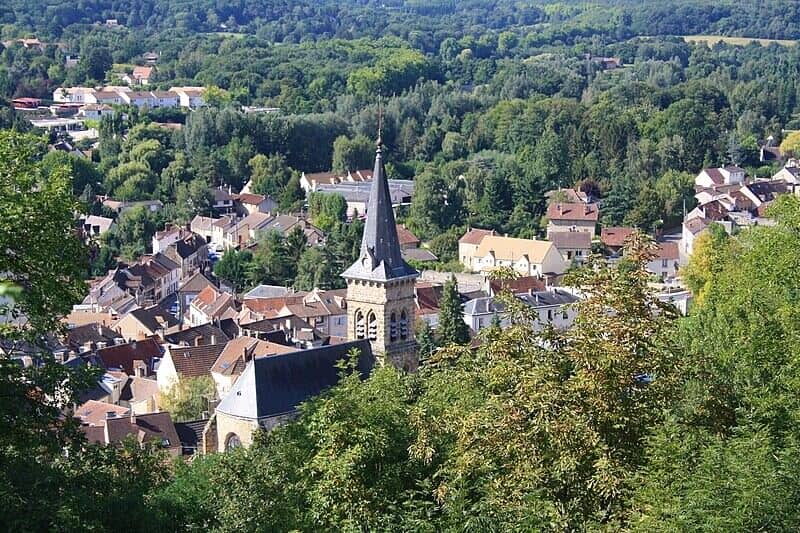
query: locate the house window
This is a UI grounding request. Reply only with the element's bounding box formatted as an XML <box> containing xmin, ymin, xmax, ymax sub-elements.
<box><xmin>547</xmin><ymin>309</ymin><xmax>554</xmax><ymax>321</ymax></box>
<box><xmin>661</xmin><ymin>259</ymin><xmax>668</xmax><ymax>268</ymax></box>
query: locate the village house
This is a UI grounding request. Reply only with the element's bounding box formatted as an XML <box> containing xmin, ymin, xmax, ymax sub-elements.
<box><xmin>600</xmin><ymin>227</ymin><xmax>636</xmax><ymax>256</ymax></box>
<box><xmin>78</xmin><ymin>103</ymin><xmax>114</xmax><ymax>119</ymax></box>
<box><xmin>170</xmin><ymin>87</ymin><xmax>206</xmax><ymax>108</ymax></box>
<box><xmin>85</xmin><ymin>90</ymin><xmax>124</xmax><ymax>105</ymax></box>
<box><xmin>122</xmin><ymin>66</ymin><xmax>154</xmax><ymax>86</ymax></box>
<box><xmin>65</xmin><ymin>323</ymin><xmax>124</xmax><ymax>353</ymax></box>
<box><xmin>113</xmin><ymin>306</ymin><xmax>179</xmax><ymax>341</ymax></box>
<box><xmin>646</xmin><ymin>242</ymin><xmax>681</xmax><ymax>281</ymax></box>
<box><xmin>460</xmin><ymin>233</ymin><xmax>567</xmax><ymax>277</ymax></box>
<box><xmin>150</xmin><ymin>90</ymin><xmax>179</xmax><ymax>108</ymax></box>
<box><xmin>549</xmin><ymin>231</ymin><xmax>592</xmax><ymax>264</ymax></box>
<box><xmin>95</xmin><ymin>338</ymin><xmax>163</xmax><ymax>376</ymax></box>
<box><xmin>164</xmin><ymin>321</ymin><xmax>235</xmax><ymax>348</ymax></box>
<box><xmin>188</xmin><ymin>286</ymin><xmax>237</xmax><ymax>327</ymax></box>
<box><xmin>120</xmin><ymin>91</ymin><xmax>156</xmax><ymax>109</ymax></box>
<box><xmin>546</xmin><ymin>202</ymin><xmax>599</xmax><ymax>237</ymax></box>
<box><xmin>234</xmin><ymin>193</ymin><xmax>277</xmax><ymax>215</ymax></box>
<box><xmin>462</xmin><ymin>288</ymin><xmax>580</xmax><ymax>332</ymax></box>
<box><xmin>209</xmin><ymin>337</ymin><xmax>297</xmax><ymax>398</ymax></box>
<box><xmin>299</xmin><ymin>169</ymin><xmax>373</xmax><ymax>194</ymax></box>
<box><xmin>79</xmin><ymin>214</ymin><xmax>115</xmax><ymax>240</ymax></box>
<box><xmin>81</xmin><ymin>412</ymin><xmax>182</xmax><ymax>456</ymax></box>
<box><xmin>157</xmin><ymin>342</ymin><xmax>226</xmax><ymax>394</ymax></box>
<box><xmin>458</xmin><ymin>228</ymin><xmax>496</xmax><ymax>266</ymax></box>
<box><xmin>176</xmin><ymin>272</ymin><xmax>218</xmax><ymax>322</ymax></box>
<box><xmin>163</xmin><ymin>232</ymin><xmax>209</xmax><ymax>278</ymax></box>
<box><xmin>695</xmin><ymin>166</ymin><xmax>746</xmax><ymax>188</ymax></box>
<box><xmin>279</xmin><ymin>288</ymin><xmax>348</xmax><ymax>339</ymax></box>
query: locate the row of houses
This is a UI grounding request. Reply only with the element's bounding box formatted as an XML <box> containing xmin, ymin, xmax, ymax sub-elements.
<box><xmin>682</xmin><ymin>161</ymin><xmax>800</xmax><ymax>254</ymax></box>
<box><xmin>53</xmin><ymin>86</ymin><xmax>206</xmax><ymax>109</ymax></box>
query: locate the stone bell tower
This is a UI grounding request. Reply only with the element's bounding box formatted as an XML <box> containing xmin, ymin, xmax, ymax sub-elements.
<box><xmin>341</xmin><ymin>138</ymin><xmax>419</xmax><ymax>370</ymax></box>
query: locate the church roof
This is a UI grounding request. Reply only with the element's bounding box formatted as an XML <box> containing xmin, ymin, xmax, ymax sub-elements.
<box><xmin>215</xmin><ymin>339</ymin><xmax>374</xmax><ymax>420</ymax></box>
<box><xmin>341</xmin><ymin>142</ymin><xmax>418</xmax><ymax>282</ymax></box>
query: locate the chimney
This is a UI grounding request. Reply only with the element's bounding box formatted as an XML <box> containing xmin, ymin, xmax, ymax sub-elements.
<box><xmin>130</xmin><ymin>410</ymin><xmax>136</xmax><ymax>425</ymax></box>
<box><xmin>557</xmin><ymin>203</ymin><xmax>563</xmax><ymax>215</ymax></box>
<box><xmin>97</xmin><ymin>323</ymin><xmax>104</xmax><ymax>335</ymax></box>
<box><xmin>210</xmin><ymin>334</ymin><xmax>217</xmax><ymax>345</ymax></box>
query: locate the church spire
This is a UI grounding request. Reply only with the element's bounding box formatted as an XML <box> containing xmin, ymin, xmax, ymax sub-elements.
<box><xmin>341</xmin><ymin>136</ymin><xmax>417</xmax><ymax>282</ymax></box>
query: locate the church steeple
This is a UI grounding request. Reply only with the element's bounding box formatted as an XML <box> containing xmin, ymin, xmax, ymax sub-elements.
<box><xmin>342</xmin><ymin>136</ymin><xmax>419</xmax><ymax>371</ymax></box>
<box><xmin>341</xmin><ymin>139</ymin><xmax>418</xmax><ymax>282</ymax></box>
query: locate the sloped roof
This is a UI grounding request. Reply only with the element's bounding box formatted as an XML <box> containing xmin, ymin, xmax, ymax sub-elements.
<box><xmin>548</xmin><ymin>231</ymin><xmax>592</xmax><ymax>250</ymax></box>
<box><xmin>655</xmin><ymin>242</ymin><xmax>680</xmax><ymax>260</ymax></box>
<box><xmin>600</xmin><ymin>227</ymin><xmax>636</xmax><ymax>248</ymax></box>
<box><xmin>476</xmin><ymin>235</ymin><xmax>557</xmax><ymax>263</ymax></box>
<box><xmin>546</xmin><ymin>202</ymin><xmax>599</xmax><ymax>222</ymax></box>
<box><xmin>101</xmin><ymin>412</ymin><xmax>180</xmax><ymax>451</ymax></box>
<box><xmin>178</xmin><ymin>272</ymin><xmax>216</xmax><ymax>294</ymax></box>
<box><xmin>216</xmin><ymin>340</ymin><xmax>374</xmax><ymax>419</ymax></box>
<box><xmin>96</xmin><ymin>338</ymin><xmax>162</xmax><ymax>375</ymax></box>
<box><xmin>489</xmin><ymin>276</ymin><xmax>547</xmax><ymax>296</ymax></box>
<box><xmin>164</xmin><ymin>323</ymin><xmax>230</xmax><ymax>347</ymax></box>
<box><xmin>66</xmin><ymin>323</ymin><xmax>122</xmax><ymax>349</ymax></box>
<box><xmin>75</xmin><ymin>400</ymin><xmax>129</xmax><ymax>426</ymax></box>
<box><xmin>126</xmin><ymin>306</ymin><xmax>179</xmax><ymax>333</ymax></box>
<box><xmin>210</xmin><ymin>337</ymin><xmax>295</xmax><ymax>376</ymax></box>
<box><xmin>459</xmin><ymin>228</ymin><xmax>495</xmax><ymax>245</ymax></box>
<box><xmin>396</xmin><ymin>224</ymin><xmax>420</xmax><ymax>247</ymax></box>
<box><xmin>168</xmin><ymin>343</ymin><xmax>226</xmax><ymax>379</ymax></box>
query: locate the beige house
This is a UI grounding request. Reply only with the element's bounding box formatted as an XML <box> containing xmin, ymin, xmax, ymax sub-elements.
<box><xmin>546</xmin><ymin>202</ymin><xmax>599</xmax><ymax>236</ymax></box>
<box><xmin>458</xmin><ymin>228</ymin><xmax>496</xmax><ymax>267</ymax></box>
<box><xmin>461</xmin><ymin>235</ymin><xmax>567</xmax><ymax>277</ymax></box>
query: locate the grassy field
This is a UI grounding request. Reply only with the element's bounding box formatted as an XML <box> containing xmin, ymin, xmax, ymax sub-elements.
<box><xmin>683</xmin><ymin>35</ymin><xmax>798</xmax><ymax>47</ymax></box>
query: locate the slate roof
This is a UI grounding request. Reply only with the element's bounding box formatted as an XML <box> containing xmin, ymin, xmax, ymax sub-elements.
<box><xmin>341</xmin><ymin>143</ymin><xmax>418</xmax><ymax>282</ymax></box>
<box><xmin>164</xmin><ymin>323</ymin><xmax>230</xmax><ymax>347</ymax></box>
<box><xmin>548</xmin><ymin>231</ymin><xmax>592</xmax><ymax>249</ymax></box>
<box><xmin>170</xmin><ymin>233</ymin><xmax>207</xmax><ymax>259</ymax></box>
<box><xmin>210</xmin><ymin>337</ymin><xmax>296</xmax><ymax>376</ymax></box>
<box><xmin>243</xmin><ymin>285</ymin><xmax>291</xmax><ymax>299</ymax></box>
<box><xmin>168</xmin><ymin>343</ymin><xmax>226</xmax><ymax>379</ymax></box>
<box><xmin>174</xmin><ymin>418</ymin><xmax>215</xmax><ymax>454</ymax></box>
<box><xmin>402</xmin><ymin>248</ymin><xmax>438</xmax><ymax>262</ymax></box>
<box><xmin>127</xmin><ymin>306</ymin><xmax>179</xmax><ymax>333</ymax></box>
<box><xmin>93</xmin><ymin>412</ymin><xmax>181</xmax><ymax>452</ymax></box>
<box><xmin>96</xmin><ymin>338</ymin><xmax>162</xmax><ymax>374</ymax></box>
<box><xmin>517</xmin><ymin>289</ymin><xmax>580</xmax><ymax>308</ymax></box>
<box><xmin>66</xmin><ymin>323</ymin><xmax>122</xmax><ymax>349</ymax></box>
<box><xmin>216</xmin><ymin>340</ymin><xmax>374</xmax><ymax>420</ymax></box>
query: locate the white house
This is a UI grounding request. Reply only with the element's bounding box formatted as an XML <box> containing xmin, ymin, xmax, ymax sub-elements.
<box><xmin>646</xmin><ymin>242</ymin><xmax>681</xmax><ymax>281</ymax></box>
<box><xmin>695</xmin><ymin>166</ymin><xmax>745</xmax><ymax>188</ymax></box>
<box><xmin>120</xmin><ymin>91</ymin><xmax>156</xmax><ymax>108</ymax></box>
<box><xmin>170</xmin><ymin>87</ymin><xmax>206</xmax><ymax>108</ymax></box>
<box><xmin>462</xmin><ymin>234</ymin><xmax>567</xmax><ymax>277</ymax></box>
<box><xmin>150</xmin><ymin>91</ymin><xmax>179</xmax><ymax>108</ymax></box>
<box><xmin>462</xmin><ymin>288</ymin><xmax>580</xmax><ymax>332</ymax></box>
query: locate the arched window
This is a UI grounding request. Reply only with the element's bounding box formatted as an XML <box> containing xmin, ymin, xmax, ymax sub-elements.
<box><xmin>400</xmin><ymin>310</ymin><xmax>409</xmax><ymax>340</ymax></box>
<box><xmin>367</xmin><ymin>311</ymin><xmax>378</xmax><ymax>341</ymax></box>
<box><xmin>389</xmin><ymin>312</ymin><xmax>398</xmax><ymax>342</ymax></box>
<box><xmin>225</xmin><ymin>433</ymin><xmax>241</xmax><ymax>451</ymax></box>
<box><xmin>354</xmin><ymin>310</ymin><xmax>365</xmax><ymax>339</ymax></box>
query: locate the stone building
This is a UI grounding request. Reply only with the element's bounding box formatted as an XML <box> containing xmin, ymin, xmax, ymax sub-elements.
<box><xmin>341</xmin><ymin>139</ymin><xmax>420</xmax><ymax>370</ymax></box>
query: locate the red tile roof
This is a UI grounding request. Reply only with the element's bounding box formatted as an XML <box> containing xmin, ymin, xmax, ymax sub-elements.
<box><xmin>546</xmin><ymin>202</ymin><xmax>599</xmax><ymax>222</ymax></box>
<box><xmin>459</xmin><ymin>228</ymin><xmax>495</xmax><ymax>245</ymax></box>
<box><xmin>600</xmin><ymin>227</ymin><xmax>636</xmax><ymax>248</ymax></box>
<box><xmin>96</xmin><ymin>338</ymin><xmax>162</xmax><ymax>375</ymax></box>
<box><xmin>489</xmin><ymin>276</ymin><xmax>547</xmax><ymax>296</ymax></box>
<box><xmin>656</xmin><ymin>242</ymin><xmax>680</xmax><ymax>260</ymax></box>
<box><xmin>396</xmin><ymin>224</ymin><xmax>420</xmax><ymax>247</ymax></box>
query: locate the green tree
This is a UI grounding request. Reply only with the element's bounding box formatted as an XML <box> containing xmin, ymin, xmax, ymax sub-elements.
<box><xmin>248</xmin><ymin>153</ymin><xmax>292</xmax><ymax>197</ymax></box>
<box><xmin>309</xmin><ymin>192</ymin><xmax>347</xmax><ymax>232</ymax></box>
<box><xmin>331</xmin><ymin>134</ymin><xmax>374</xmax><ymax>175</ymax></box>
<box><xmin>160</xmin><ymin>376</ymin><xmax>217</xmax><ymax>422</ymax></box>
<box><xmin>175</xmin><ymin>177</ymin><xmax>213</xmax><ymax>223</ymax></box>
<box><xmin>42</xmin><ymin>151</ymin><xmax>100</xmax><ymax>196</ymax></box>
<box><xmin>214</xmin><ymin>249</ymin><xmax>254</xmax><ymax>293</ymax></box>
<box><xmin>436</xmin><ymin>275</ymin><xmax>470</xmax><ymax>346</ymax></box>
<box><xmin>80</xmin><ymin>46</ymin><xmax>112</xmax><ymax>81</ymax></box>
<box><xmin>415</xmin><ymin>319</ymin><xmax>436</xmax><ymax>360</ymax></box>
<box><xmin>279</xmin><ymin>173</ymin><xmax>305</xmax><ymax>213</ymax></box>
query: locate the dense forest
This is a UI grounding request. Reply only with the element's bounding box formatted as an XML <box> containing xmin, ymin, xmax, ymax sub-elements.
<box><xmin>3</xmin><ymin>0</ymin><xmax>800</xmax><ymax>530</ymax></box>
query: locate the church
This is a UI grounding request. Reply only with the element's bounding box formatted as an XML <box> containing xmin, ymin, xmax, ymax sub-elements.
<box><xmin>214</xmin><ymin>137</ymin><xmax>420</xmax><ymax>450</ymax></box>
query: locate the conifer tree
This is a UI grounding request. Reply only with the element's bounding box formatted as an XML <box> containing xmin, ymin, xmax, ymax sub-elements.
<box><xmin>436</xmin><ymin>275</ymin><xmax>470</xmax><ymax>345</ymax></box>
